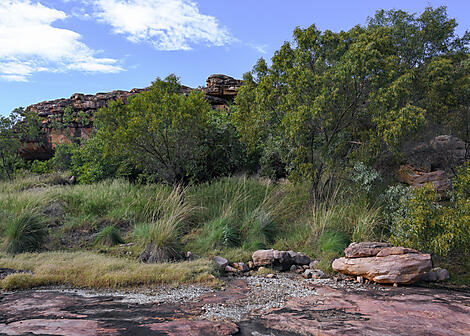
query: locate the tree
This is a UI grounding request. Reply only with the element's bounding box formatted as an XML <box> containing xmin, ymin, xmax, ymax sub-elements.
<box><xmin>96</xmin><ymin>75</ymin><xmax>214</xmax><ymax>185</ymax></box>
<box><xmin>0</xmin><ymin>108</ymin><xmax>42</xmax><ymax>180</ymax></box>
<box><xmin>234</xmin><ymin>6</ymin><xmax>469</xmax><ymax>197</ymax></box>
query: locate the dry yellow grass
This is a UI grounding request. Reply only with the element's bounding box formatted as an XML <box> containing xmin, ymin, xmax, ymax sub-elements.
<box><xmin>0</xmin><ymin>251</ymin><xmax>218</xmax><ymax>290</ymax></box>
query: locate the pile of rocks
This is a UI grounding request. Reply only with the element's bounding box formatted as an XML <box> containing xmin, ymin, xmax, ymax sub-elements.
<box><xmin>332</xmin><ymin>242</ymin><xmax>436</xmax><ymax>285</ymax></box>
<box><xmin>214</xmin><ymin>249</ymin><xmax>326</xmax><ymax>279</ymax></box>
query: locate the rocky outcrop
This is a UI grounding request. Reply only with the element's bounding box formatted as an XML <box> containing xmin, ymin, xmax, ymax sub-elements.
<box><xmin>252</xmin><ymin>249</ymin><xmax>311</xmax><ymax>271</ymax></box>
<box><xmin>400</xmin><ymin>135</ymin><xmax>469</xmax><ymax>193</ymax></box>
<box><xmin>332</xmin><ymin>242</ymin><xmax>432</xmax><ymax>284</ymax></box>
<box><xmin>399</xmin><ymin>165</ymin><xmax>452</xmax><ymax>193</ymax></box>
<box><xmin>21</xmin><ymin>74</ymin><xmax>242</xmax><ymax>160</ymax></box>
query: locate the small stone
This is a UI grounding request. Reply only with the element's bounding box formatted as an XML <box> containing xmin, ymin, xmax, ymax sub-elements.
<box><xmin>233</xmin><ymin>262</ymin><xmax>249</xmax><ymax>272</ymax></box>
<box><xmin>186</xmin><ymin>251</ymin><xmax>193</xmax><ymax>260</ymax></box>
<box><xmin>258</xmin><ymin>267</ymin><xmax>266</xmax><ymax>272</ymax></box>
<box><xmin>302</xmin><ymin>265</ymin><xmax>309</xmax><ymax>270</ymax></box>
<box><xmin>356</xmin><ymin>276</ymin><xmax>364</xmax><ymax>283</ymax></box>
<box><xmin>224</xmin><ymin>265</ymin><xmax>238</xmax><ymax>273</ymax></box>
<box><xmin>309</xmin><ymin>260</ymin><xmax>320</xmax><ymax>269</ymax></box>
<box><xmin>290</xmin><ymin>265</ymin><xmax>298</xmax><ymax>272</ymax></box>
<box><xmin>266</xmin><ymin>273</ymin><xmax>275</xmax><ymax>279</ymax></box>
<box><xmin>214</xmin><ymin>256</ymin><xmax>229</xmax><ymax>269</ymax></box>
<box><xmin>302</xmin><ymin>269</ymin><xmax>313</xmax><ymax>279</ymax></box>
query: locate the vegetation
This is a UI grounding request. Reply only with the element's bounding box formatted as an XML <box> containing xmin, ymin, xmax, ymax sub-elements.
<box><xmin>0</xmin><ymin>252</ymin><xmax>217</xmax><ymax>290</ymax></box>
<box><xmin>0</xmin><ymin>6</ymin><xmax>468</xmax><ymax>288</ymax></box>
<box><xmin>234</xmin><ymin>6</ymin><xmax>469</xmax><ymax>197</ymax></box>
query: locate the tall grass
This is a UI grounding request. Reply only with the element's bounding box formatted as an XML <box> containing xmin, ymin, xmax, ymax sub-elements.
<box><xmin>4</xmin><ymin>210</ymin><xmax>47</xmax><ymax>254</ymax></box>
<box><xmin>133</xmin><ymin>186</ymin><xmax>196</xmax><ymax>249</ymax></box>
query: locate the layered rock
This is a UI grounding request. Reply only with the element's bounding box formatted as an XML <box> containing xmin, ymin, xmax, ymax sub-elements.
<box><xmin>332</xmin><ymin>242</ymin><xmax>432</xmax><ymax>284</ymax></box>
<box><xmin>399</xmin><ymin>165</ymin><xmax>452</xmax><ymax>193</ymax></box>
<box><xmin>400</xmin><ymin>135</ymin><xmax>468</xmax><ymax>193</ymax></box>
<box><xmin>252</xmin><ymin>249</ymin><xmax>310</xmax><ymax>271</ymax></box>
<box><xmin>21</xmin><ymin>74</ymin><xmax>242</xmax><ymax>160</ymax></box>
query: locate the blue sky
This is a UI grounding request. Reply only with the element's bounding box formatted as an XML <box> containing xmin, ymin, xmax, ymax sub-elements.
<box><xmin>1</xmin><ymin>0</ymin><xmax>469</xmax><ymax>116</ymax></box>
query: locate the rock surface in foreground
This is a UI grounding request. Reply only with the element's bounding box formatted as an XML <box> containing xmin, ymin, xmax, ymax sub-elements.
<box><xmin>333</xmin><ymin>242</ymin><xmax>432</xmax><ymax>284</ymax></box>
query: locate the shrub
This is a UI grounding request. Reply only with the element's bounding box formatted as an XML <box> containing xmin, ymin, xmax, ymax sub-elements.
<box><xmin>94</xmin><ymin>226</ymin><xmax>124</xmax><ymax>247</ymax></box>
<box><xmin>30</xmin><ymin>160</ymin><xmax>52</xmax><ymax>174</ymax></box>
<box><xmin>390</xmin><ymin>164</ymin><xmax>470</xmax><ymax>256</ymax></box>
<box><xmin>4</xmin><ymin>211</ymin><xmax>47</xmax><ymax>254</ymax></box>
<box><xmin>53</xmin><ymin>143</ymin><xmax>79</xmax><ymax>171</ymax></box>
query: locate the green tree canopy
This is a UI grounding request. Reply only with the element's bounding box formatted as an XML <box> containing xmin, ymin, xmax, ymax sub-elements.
<box><xmin>234</xmin><ymin>6</ymin><xmax>469</xmax><ymax>195</ymax></box>
<box><xmin>96</xmin><ymin>75</ymin><xmax>217</xmax><ymax>184</ymax></box>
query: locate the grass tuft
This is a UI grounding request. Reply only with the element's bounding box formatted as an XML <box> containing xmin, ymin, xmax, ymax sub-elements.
<box><xmin>4</xmin><ymin>211</ymin><xmax>47</xmax><ymax>254</ymax></box>
<box><xmin>94</xmin><ymin>226</ymin><xmax>125</xmax><ymax>247</ymax></box>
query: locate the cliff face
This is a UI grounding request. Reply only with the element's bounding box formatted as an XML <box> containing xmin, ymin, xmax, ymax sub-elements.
<box><xmin>20</xmin><ymin>74</ymin><xmax>242</xmax><ymax>160</ymax></box>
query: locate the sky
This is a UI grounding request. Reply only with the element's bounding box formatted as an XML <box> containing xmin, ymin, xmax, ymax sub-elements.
<box><xmin>1</xmin><ymin>0</ymin><xmax>469</xmax><ymax>116</ymax></box>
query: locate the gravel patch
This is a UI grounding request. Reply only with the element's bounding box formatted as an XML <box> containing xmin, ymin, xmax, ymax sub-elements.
<box><xmin>40</xmin><ymin>285</ymin><xmax>214</xmax><ymax>304</ymax></box>
<box><xmin>202</xmin><ymin>274</ymin><xmax>318</xmax><ymax>322</ymax></box>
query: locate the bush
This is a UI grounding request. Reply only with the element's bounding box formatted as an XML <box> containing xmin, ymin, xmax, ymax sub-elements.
<box><xmin>94</xmin><ymin>226</ymin><xmax>124</xmax><ymax>247</ymax></box>
<box><xmin>53</xmin><ymin>143</ymin><xmax>79</xmax><ymax>171</ymax></box>
<box><xmin>390</xmin><ymin>163</ymin><xmax>470</xmax><ymax>256</ymax></box>
<box><xmin>4</xmin><ymin>211</ymin><xmax>47</xmax><ymax>254</ymax></box>
<box><xmin>30</xmin><ymin>160</ymin><xmax>52</xmax><ymax>174</ymax></box>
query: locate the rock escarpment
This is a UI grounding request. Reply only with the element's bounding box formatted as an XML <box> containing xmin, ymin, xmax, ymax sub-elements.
<box><xmin>332</xmin><ymin>242</ymin><xmax>432</xmax><ymax>284</ymax></box>
<box><xmin>21</xmin><ymin>74</ymin><xmax>242</xmax><ymax>160</ymax></box>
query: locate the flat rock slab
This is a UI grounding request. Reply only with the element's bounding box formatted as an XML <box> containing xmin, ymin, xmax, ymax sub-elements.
<box><xmin>1</xmin><ymin>277</ymin><xmax>470</xmax><ymax>335</ymax></box>
<box><xmin>241</xmin><ymin>283</ymin><xmax>470</xmax><ymax>336</ymax></box>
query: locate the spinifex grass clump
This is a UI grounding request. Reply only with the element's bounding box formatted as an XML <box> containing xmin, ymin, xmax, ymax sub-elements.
<box><xmin>134</xmin><ymin>186</ymin><xmax>196</xmax><ymax>262</ymax></box>
<box><xmin>4</xmin><ymin>211</ymin><xmax>47</xmax><ymax>254</ymax></box>
<box><xmin>94</xmin><ymin>226</ymin><xmax>125</xmax><ymax>247</ymax></box>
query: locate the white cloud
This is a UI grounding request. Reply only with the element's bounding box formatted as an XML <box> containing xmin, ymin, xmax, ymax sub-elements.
<box><xmin>0</xmin><ymin>0</ymin><xmax>123</xmax><ymax>82</ymax></box>
<box><xmin>93</xmin><ymin>0</ymin><xmax>233</xmax><ymax>51</ymax></box>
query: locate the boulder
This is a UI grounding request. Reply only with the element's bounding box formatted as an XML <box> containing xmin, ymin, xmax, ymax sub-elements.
<box><xmin>421</xmin><ymin>267</ymin><xmax>450</xmax><ymax>282</ymax></box>
<box><xmin>252</xmin><ymin>249</ymin><xmax>294</xmax><ymax>271</ymax></box>
<box><xmin>376</xmin><ymin>247</ymin><xmax>418</xmax><ymax>257</ymax></box>
<box><xmin>332</xmin><ymin>253</ymin><xmax>432</xmax><ymax>284</ymax></box>
<box><xmin>344</xmin><ymin>242</ymin><xmax>391</xmax><ymax>258</ymax></box>
<box><xmin>399</xmin><ymin>166</ymin><xmax>452</xmax><ymax>193</ymax></box>
<box><xmin>213</xmin><ymin>256</ymin><xmax>229</xmax><ymax>269</ymax></box>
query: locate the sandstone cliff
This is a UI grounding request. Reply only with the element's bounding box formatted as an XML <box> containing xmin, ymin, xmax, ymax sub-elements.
<box><xmin>20</xmin><ymin>74</ymin><xmax>242</xmax><ymax>160</ymax></box>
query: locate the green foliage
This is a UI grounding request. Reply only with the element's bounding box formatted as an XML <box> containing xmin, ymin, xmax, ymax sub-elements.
<box><xmin>69</xmin><ymin>136</ymin><xmax>133</xmax><ymax>184</ymax></box>
<box><xmin>96</xmin><ymin>75</ymin><xmax>211</xmax><ymax>184</ymax></box>
<box><xmin>234</xmin><ymin>6</ymin><xmax>469</xmax><ymax>196</ymax></box>
<box><xmin>94</xmin><ymin>226</ymin><xmax>124</xmax><ymax>247</ymax></box>
<box><xmin>53</xmin><ymin>143</ymin><xmax>79</xmax><ymax>172</ymax></box>
<box><xmin>390</xmin><ymin>163</ymin><xmax>470</xmax><ymax>256</ymax></box>
<box><xmin>4</xmin><ymin>211</ymin><xmax>47</xmax><ymax>254</ymax></box>
<box><xmin>30</xmin><ymin>160</ymin><xmax>53</xmax><ymax>174</ymax></box>
<box><xmin>318</xmin><ymin>230</ymin><xmax>349</xmax><ymax>254</ymax></box>
<box><xmin>0</xmin><ymin>108</ymin><xmax>43</xmax><ymax>180</ymax></box>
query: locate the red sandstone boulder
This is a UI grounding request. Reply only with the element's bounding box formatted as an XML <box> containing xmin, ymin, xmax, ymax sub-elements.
<box><xmin>333</xmin><ymin>243</ymin><xmax>432</xmax><ymax>284</ymax></box>
<box><xmin>399</xmin><ymin>165</ymin><xmax>452</xmax><ymax>193</ymax></box>
<box><xmin>344</xmin><ymin>242</ymin><xmax>390</xmax><ymax>258</ymax></box>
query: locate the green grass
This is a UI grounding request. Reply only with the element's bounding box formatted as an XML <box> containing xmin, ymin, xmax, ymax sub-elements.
<box><xmin>0</xmin><ymin>251</ymin><xmax>218</xmax><ymax>290</ymax></box>
<box><xmin>0</xmin><ymin>174</ymin><xmax>387</xmax><ymax>285</ymax></box>
<box><xmin>94</xmin><ymin>226</ymin><xmax>125</xmax><ymax>247</ymax></box>
<box><xmin>4</xmin><ymin>210</ymin><xmax>47</xmax><ymax>254</ymax></box>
